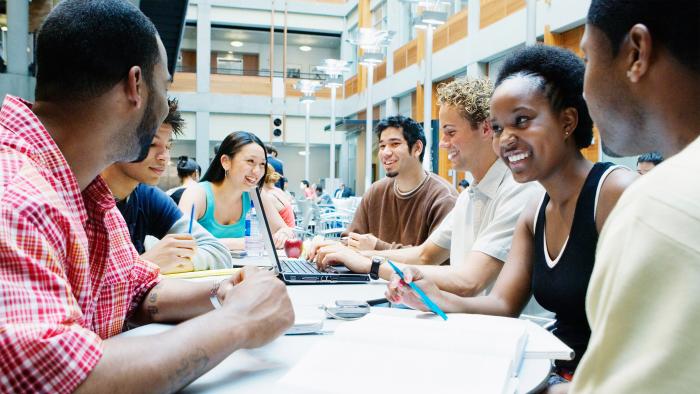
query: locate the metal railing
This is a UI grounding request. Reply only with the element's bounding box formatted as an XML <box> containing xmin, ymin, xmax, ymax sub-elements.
<box><xmin>175</xmin><ymin>65</ymin><xmax>325</xmax><ymax>80</ymax></box>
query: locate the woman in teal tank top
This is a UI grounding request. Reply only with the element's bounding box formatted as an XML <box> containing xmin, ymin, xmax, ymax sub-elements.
<box><xmin>177</xmin><ymin>131</ymin><xmax>294</xmax><ymax>250</ymax></box>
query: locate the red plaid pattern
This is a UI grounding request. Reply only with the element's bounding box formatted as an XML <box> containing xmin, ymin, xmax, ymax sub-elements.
<box><xmin>0</xmin><ymin>96</ymin><xmax>161</xmax><ymax>393</ymax></box>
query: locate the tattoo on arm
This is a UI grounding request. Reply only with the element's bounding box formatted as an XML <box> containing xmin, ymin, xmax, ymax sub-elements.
<box><xmin>168</xmin><ymin>348</ymin><xmax>211</xmax><ymax>392</ymax></box>
<box><xmin>145</xmin><ymin>282</ymin><xmax>163</xmax><ymax>320</ymax></box>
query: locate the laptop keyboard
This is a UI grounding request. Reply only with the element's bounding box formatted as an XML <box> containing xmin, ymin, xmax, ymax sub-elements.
<box><xmin>281</xmin><ymin>258</ymin><xmax>335</xmax><ymax>274</ymax></box>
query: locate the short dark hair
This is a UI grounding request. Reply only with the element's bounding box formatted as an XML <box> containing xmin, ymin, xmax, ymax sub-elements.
<box><xmin>35</xmin><ymin>0</ymin><xmax>161</xmax><ymax>101</ymax></box>
<box><xmin>315</xmin><ymin>185</ymin><xmax>323</xmax><ymax>193</ymax></box>
<box><xmin>164</xmin><ymin>98</ymin><xmax>185</xmax><ymax>136</ymax></box>
<box><xmin>176</xmin><ymin>156</ymin><xmax>201</xmax><ymax>179</ymax></box>
<box><xmin>637</xmin><ymin>151</ymin><xmax>664</xmax><ymax>165</ymax></box>
<box><xmin>301</xmin><ymin>180</ymin><xmax>310</xmax><ymax>187</ymax></box>
<box><xmin>459</xmin><ymin>179</ymin><xmax>470</xmax><ymax>188</ymax></box>
<box><xmin>495</xmin><ymin>45</ymin><xmax>594</xmax><ymax>149</ymax></box>
<box><xmin>265</xmin><ymin>144</ymin><xmax>278</xmax><ymax>156</ymax></box>
<box><xmin>201</xmin><ymin>131</ymin><xmax>267</xmax><ymax>186</ymax></box>
<box><xmin>375</xmin><ymin>115</ymin><xmax>427</xmax><ymax>162</ymax></box>
<box><xmin>588</xmin><ymin>0</ymin><xmax>699</xmax><ymax>73</ymax></box>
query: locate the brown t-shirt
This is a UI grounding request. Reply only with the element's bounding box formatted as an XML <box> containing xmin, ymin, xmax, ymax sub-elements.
<box><xmin>347</xmin><ymin>172</ymin><xmax>458</xmax><ymax>250</ymax></box>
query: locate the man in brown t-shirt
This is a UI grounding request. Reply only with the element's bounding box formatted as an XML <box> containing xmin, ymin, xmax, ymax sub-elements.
<box><xmin>345</xmin><ymin>116</ymin><xmax>457</xmax><ymax>251</ymax></box>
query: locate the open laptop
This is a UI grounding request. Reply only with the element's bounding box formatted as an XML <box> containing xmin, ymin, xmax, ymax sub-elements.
<box><xmin>250</xmin><ymin>187</ymin><xmax>370</xmax><ymax>284</ymax></box>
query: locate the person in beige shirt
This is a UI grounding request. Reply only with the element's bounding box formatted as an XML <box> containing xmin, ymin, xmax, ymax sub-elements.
<box><xmin>541</xmin><ymin>1</ymin><xmax>700</xmax><ymax>393</ymax></box>
<box><xmin>310</xmin><ymin>78</ymin><xmax>542</xmax><ymax>297</ymax></box>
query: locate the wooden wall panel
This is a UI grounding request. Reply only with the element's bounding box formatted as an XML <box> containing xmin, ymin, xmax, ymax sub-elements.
<box><xmin>433</xmin><ymin>24</ymin><xmax>450</xmax><ymax>53</ymax></box>
<box><xmin>544</xmin><ymin>24</ymin><xmax>599</xmax><ymax>162</ymax></box>
<box><xmin>210</xmin><ymin>75</ymin><xmax>271</xmax><ymax>95</ymax></box>
<box><xmin>170</xmin><ymin>72</ymin><xmax>196</xmax><ymax>92</ymax></box>
<box><xmin>345</xmin><ymin>74</ymin><xmax>359</xmax><ymax>97</ymax></box>
<box><xmin>506</xmin><ymin>0</ymin><xmax>526</xmax><ymax>15</ymax></box>
<box><xmin>406</xmin><ymin>40</ymin><xmax>419</xmax><ymax>68</ymax></box>
<box><xmin>448</xmin><ymin>10</ymin><xmax>469</xmax><ymax>44</ymax></box>
<box><xmin>374</xmin><ymin>61</ymin><xmax>387</xmax><ymax>83</ymax></box>
<box><xmin>394</xmin><ymin>47</ymin><xmax>407</xmax><ymax>73</ymax></box>
<box><xmin>480</xmin><ymin>0</ymin><xmax>525</xmax><ymax>29</ymax></box>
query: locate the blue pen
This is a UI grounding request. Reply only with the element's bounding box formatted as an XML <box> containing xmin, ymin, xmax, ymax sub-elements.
<box><xmin>187</xmin><ymin>203</ymin><xmax>195</xmax><ymax>234</ymax></box>
<box><xmin>387</xmin><ymin>260</ymin><xmax>448</xmax><ymax>320</ymax></box>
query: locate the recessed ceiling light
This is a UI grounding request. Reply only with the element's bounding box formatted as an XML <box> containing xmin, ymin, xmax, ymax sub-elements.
<box><xmin>299</xmin><ymin>45</ymin><xmax>312</xmax><ymax>52</ymax></box>
<box><xmin>298</xmin><ymin>150</ymin><xmax>307</xmax><ymax>156</ymax></box>
<box><xmin>230</xmin><ymin>41</ymin><xmax>243</xmax><ymax>47</ymax></box>
<box><xmin>228</xmin><ymin>51</ymin><xmax>233</xmax><ymax>54</ymax></box>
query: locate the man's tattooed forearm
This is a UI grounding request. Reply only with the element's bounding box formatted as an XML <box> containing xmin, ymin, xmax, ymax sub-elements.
<box><xmin>146</xmin><ymin>282</ymin><xmax>163</xmax><ymax>319</ymax></box>
<box><xmin>168</xmin><ymin>347</ymin><xmax>211</xmax><ymax>391</ymax></box>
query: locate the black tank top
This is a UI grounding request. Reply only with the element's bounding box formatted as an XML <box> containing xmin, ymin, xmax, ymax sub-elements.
<box><xmin>532</xmin><ymin>162</ymin><xmax>614</xmax><ymax>370</ymax></box>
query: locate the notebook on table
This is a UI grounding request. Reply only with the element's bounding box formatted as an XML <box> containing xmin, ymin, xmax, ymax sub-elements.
<box><xmin>250</xmin><ymin>187</ymin><xmax>370</xmax><ymax>284</ymax></box>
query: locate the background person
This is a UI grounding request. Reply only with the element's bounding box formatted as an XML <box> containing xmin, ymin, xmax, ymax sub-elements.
<box><xmin>167</xmin><ymin>155</ymin><xmax>201</xmax><ymax>205</ymax></box>
<box><xmin>300</xmin><ymin>179</ymin><xmax>315</xmax><ymax>199</ymax></box>
<box><xmin>635</xmin><ymin>151</ymin><xmax>663</xmax><ymax>175</ymax></box>
<box><xmin>343</xmin><ymin>115</ymin><xmax>457</xmax><ymax>251</ymax></box>
<box><xmin>261</xmin><ymin>163</ymin><xmax>296</xmax><ymax>228</ymax></box>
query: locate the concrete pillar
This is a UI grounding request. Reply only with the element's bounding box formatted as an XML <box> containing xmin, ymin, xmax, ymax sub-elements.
<box><xmin>385</xmin><ymin>0</ymin><xmax>402</xmax><ymax>77</ymax></box>
<box><xmin>6</xmin><ymin>0</ymin><xmax>29</xmax><ymax>76</ymax></box>
<box><xmin>466</xmin><ymin>62</ymin><xmax>487</xmax><ymax>79</ymax></box>
<box><xmin>526</xmin><ymin>0</ymin><xmax>537</xmax><ymax>46</ymax></box>
<box><xmin>1</xmin><ymin>0</ymin><xmax>32</xmax><ymax>99</ymax></box>
<box><xmin>468</xmin><ymin>0</ymin><xmax>480</xmax><ymax>37</ymax></box>
<box><xmin>195</xmin><ymin>0</ymin><xmax>211</xmax><ymax>174</ymax></box>
<box><xmin>196</xmin><ymin>111</ymin><xmax>211</xmax><ymax>174</ymax></box>
<box><xmin>196</xmin><ymin>0</ymin><xmax>211</xmax><ymax>93</ymax></box>
<box><xmin>385</xmin><ymin>97</ymin><xmax>398</xmax><ymax>117</ymax></box>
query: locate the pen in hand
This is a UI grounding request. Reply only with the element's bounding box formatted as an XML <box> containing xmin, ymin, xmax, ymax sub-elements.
<box><xmin>188</xmin><ymin>203</ymin><xmax>195</xmax><ymax>234</ymax></box>
<box><xmin>387</xmin><ymin>260</ymin><xmax>448</xmax><ymax>320</ymax></box>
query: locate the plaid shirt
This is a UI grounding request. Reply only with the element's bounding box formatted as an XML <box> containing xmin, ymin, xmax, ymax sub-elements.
<box><xmin>0</xmin><ymin>96</ymin><xmax>161</xmax><ymax>393</ymax></box>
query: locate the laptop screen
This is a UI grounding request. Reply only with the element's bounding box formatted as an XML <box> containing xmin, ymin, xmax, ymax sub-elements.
<box><xmin>249</xmin><ymin>187</ymin><xmax>284</xmax><ymax>272</ymax></box>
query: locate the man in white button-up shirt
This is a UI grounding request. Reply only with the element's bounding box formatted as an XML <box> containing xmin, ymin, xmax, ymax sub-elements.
<box><xmin>311</xmin><ymin>78</ymin><xmax>542</xmax><ymax>297</ymax></box>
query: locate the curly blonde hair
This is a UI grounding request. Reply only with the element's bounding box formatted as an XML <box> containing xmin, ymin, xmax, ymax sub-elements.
<box><xmin>437</xmin><ymin>77</ymin><xmax>493</xmax><ymax>128</ymax></box>
<box><xmin>264</xmin><ymin>163</ymin><xmax>281</xmax><ymax>184</ymax></box>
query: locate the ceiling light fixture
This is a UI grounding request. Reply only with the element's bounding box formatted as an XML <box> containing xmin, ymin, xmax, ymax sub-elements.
<box><xmin>230</xmin><ymin>41</ymin><xmax>243</xmax><ymax>47</ymax></box>
<box><xmin>299</xmin><ymin>45</ymin><xmax>312</xmax><ymax>52</ymax></box>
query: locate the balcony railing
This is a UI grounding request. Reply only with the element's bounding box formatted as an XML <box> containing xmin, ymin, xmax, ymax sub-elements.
<box><xmin>175</xmin><ymin>65</ymin><xmax>325</xmax><ymax>80</ymax></box>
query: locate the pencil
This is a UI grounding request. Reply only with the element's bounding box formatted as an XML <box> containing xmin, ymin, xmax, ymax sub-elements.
<box><xmin>188</xmin><ymin>203</ymin><xmax>195</xmax><ymax>234</ymax></box>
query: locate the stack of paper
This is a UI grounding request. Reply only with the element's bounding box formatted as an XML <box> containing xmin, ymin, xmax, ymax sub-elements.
<box><xmin>279</xmin><ymin>313</ymin><xmax>529</xmax><ymax>394</ymax></box>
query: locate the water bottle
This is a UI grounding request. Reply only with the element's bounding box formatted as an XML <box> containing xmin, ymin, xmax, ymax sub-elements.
<box><xmin>245</xmin><ymin>205</ymin><xmax>264</xmax><ymax>256</ymax></box>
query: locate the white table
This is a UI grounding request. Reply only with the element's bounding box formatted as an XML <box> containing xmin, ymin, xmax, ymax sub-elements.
<box><xmin>121</xmin><ymin>281</ymin><xmax>551</xmax><ymax>393</ymax></box>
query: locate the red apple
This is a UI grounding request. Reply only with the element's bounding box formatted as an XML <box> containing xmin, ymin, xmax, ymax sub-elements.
<box><xmin>284</xmin><ymin>238</ymin><xmax>303</xmax><ymax>258</ymax></box>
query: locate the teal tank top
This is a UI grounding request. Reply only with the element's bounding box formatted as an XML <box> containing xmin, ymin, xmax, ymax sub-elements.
<box><xmin>198</xmin><ymin>181</ymin><xmax>251</xmax><ymax>238</ymax></box>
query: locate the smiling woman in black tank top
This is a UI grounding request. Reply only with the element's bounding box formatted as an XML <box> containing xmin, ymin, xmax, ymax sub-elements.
<box><xmin>385</xmin><ymin>46</ymin><xmax>639</xmax><ymax>388</ymax></box>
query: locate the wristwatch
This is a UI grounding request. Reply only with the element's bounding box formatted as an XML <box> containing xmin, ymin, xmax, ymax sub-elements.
<box><xmin>370</xmin><ymin>256</ymin><xmax>386</xmax><ymax>280</ymax></box>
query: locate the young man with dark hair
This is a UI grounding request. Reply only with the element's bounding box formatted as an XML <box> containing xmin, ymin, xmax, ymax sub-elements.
<box><xmin>636</xmin><ymin>151</ymin><xmax>663</xmax><ymax>175</ymax></box>
<box><xmin>101</xmin><ymin>98</ymin><xmax>231</xmax><ymax>273</ymax></box>
<box><xmin>342</xmin><ymin>115</ymin><xmax>458</xmax><ymax>251</ymax></box>
<box><xmin>0</xmin><ymin>1</ymin><xmax>293</xmax><ymax>393</ymax></box>
<box><xmin>563</xmin><ymin>1</ymin><xmax>700</xmax><ymax>393</ymax></box>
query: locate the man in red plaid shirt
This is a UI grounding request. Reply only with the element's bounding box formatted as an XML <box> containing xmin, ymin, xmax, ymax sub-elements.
<box><xmin>0</xmin><ymin>1</ymin><xmax>293</xmax><ymax>393</ymax></box>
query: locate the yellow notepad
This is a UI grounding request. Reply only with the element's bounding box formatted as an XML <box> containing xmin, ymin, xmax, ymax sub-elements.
<box><xmin>163</xmin><ymin>268</ymin><xmax>241</xmax><ymax>279</ymax></box>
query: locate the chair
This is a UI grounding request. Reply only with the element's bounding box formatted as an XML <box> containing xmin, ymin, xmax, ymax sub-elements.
<box><xmin>316</xmin><ymin>210</ymin><xmax>354</xmax><ymax>239</ymax></box>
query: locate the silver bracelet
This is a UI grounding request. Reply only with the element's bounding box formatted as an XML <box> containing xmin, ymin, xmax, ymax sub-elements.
<box><xmin>210</xmin><ymin>293</ymin><xmax>223</xmax><ymax>309</ymax></box>
<box><xmin>209</xmin><ymin>279</ymin><xmax>224</xmax><ymax>309</ymax></box>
